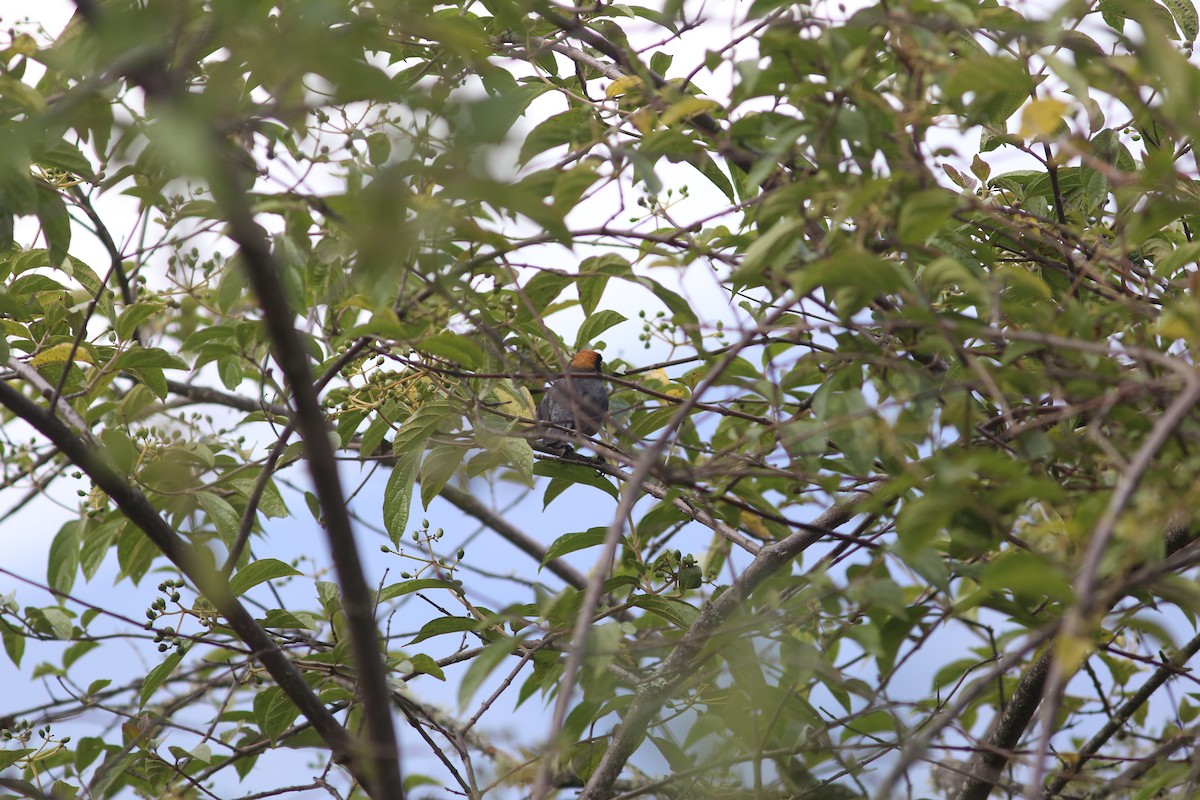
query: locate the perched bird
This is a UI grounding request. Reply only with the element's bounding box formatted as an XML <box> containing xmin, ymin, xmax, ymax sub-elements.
<box><xmin>536</xmin><ymin>350</ymin><xmax>609</xmax><ymax>457</ymax></box>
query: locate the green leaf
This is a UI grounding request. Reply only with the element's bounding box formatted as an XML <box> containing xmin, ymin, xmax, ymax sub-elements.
<box><xmin>252</xmin><ymin>686</ymin><xmax>300</xmax><ymax>740</ymax></box>
<box><xmin>542</xmin><ymin>527</ymin><xmax>609</xmax><ymax>566</ymax></box>
<box><xmin>140</xmin><ymin>649</ymin><xmax>184</xmax><ymax>708</ymax></box>
<box><xmin>464</xmin><ymin>83</ymin><xmax>552</xmax><ymax>143</ymax></box>
<box><xmin>316</xmin><ymin>580</ymin><xmax>343</xmax><ymax>619</ymax></box>
<box><xmin>792</xmin><ymin>250</ymin><xmax>908</xmax><ymax>317</ymax></box>
<box><xmin>112</xmin><ymin>347</ymin><xmax>189</xmax><ymax>371</ymax></box>
<box><xmin>649</xmin><ymin>734</ymin><xmax>694</xmax><ymax>772</ymax></box>
<box><xmin>336</xmin><ymin>409</ymin><xmax>367</xmax><ymax>448</ymax></box>
<box><xmin>64</xmin><ymin>639</ymin><xmax>98</xmax><ymax>668</ymax></box>
<box><xmin>629</xmin><ymin>595</ymin><xmax>699</xmax><ymax>628</ymax></box>
<box><xmin>1099</xmin><ymin>0</ymin><xmax>1179</xmax><ymax>36</ymax></box>
<box><xmin>626</xmin><ymin>149</ymin><xmax>663</xmax><ymax>194</ymax></box>
<box><xmin>116</xmin><ymin>302</ymin><xmax>166</xmax><ymax>342</ymax></box>
<box><xmin>0</xmin><ymin>74</ymin><xmax>45</xmax><ymax>113</ymax></box>
<box><xmin>366</xmin><ymin>131</ymin><xmax>392</xmax><ymax>166</ymax></box>
<box><xmin>380</xmin><ymin>578</ymin><xmax>464</xmax><ymax>601</ymax></box>
<box><xmin>35</xmin><ymin>185</ymin><xmax>71</xmax><ymax>266</ymax></box>
<box><xmin>535</xmin><ymin>461</ymin><xmax>619</xmax><ymax>503</ymax></box>
<box><xmin>943</xmin><ymin>55</ymin><xmax>1034</xmax><ymax>125</ymax></box>
<box><xmin>980</xmin><ymin>551</ymin><xmax>1074</xmax><ymax>602</ymax></box>
<box><xmin>403</xmin><ymin>653</ymin><xmax>446</xmax><ymax>681</ymax></box>
<box><xmin>225</xmin><ymin>474</ymin><xmax>288</xmax><ymax>519</ymax></box>
<box><xmin>359</xmin><ymin>415</ymin><xmax>391</xmax><ymax>460</ymax></box>
<box><xmin>384</xmin><ymin>449</ymin><xmax>420</xmax><ymax>546</ymax></box>
<box><xmin>519</xmin><ymin>107</ymin><xmax>597</xmax><ymax>165</ymax></box>
<box><xmin>229</xmin><ymin>558</ymin><xmax>303</xmax><ymax>596</ymax></box>
<box><xmin>576</xmin><ymin>309</ymin><xmax>626</xmax><ymax>348</ymax></box>
<box><xmin>409</xmin><ymin>615</ymin><xmax>477</xmax><ymax>645</ymax></box>
<box><xmin>1164</xmin><ymin>0</ymin><xmax>1199</xmax><ymax>40</ymax></box>
<box><xmin>48</xmin><ymin>520</ymin><xmax>82</xmax><ymax>596</ymax></box>
<box><xmin>421</xmin><ymin>332</ymin><xmax>484</xmax><ymax>369</ymax></box>
<box><xmin>577</xmin><ymin>254</ymin><xmax>629</xmax><ymax>316</ymax></box>
<box><xmin>9</xmin><ymin>272</ymin><xmax>66</xmax><ymax>297</ymax></box>
<box><xmin>625</xmin><ymin>407</ymin><xmax>677</xmax><ymax>441</ymax></box>
<box><xmin>219</xmin><ymin>357</ymin><xmax>242</xmax><ymax>390</ymax></box>
<box><xmin>522</xmin><ymin>270</ymin><xmax>575</xmax><ymax>312</ymax></box>
<box><xmin>197</xmin><ymin>491</ymin><xmax>241</xmax><ymax>546</ymax></box>
<box><xmin>261</xmin><ymin>609</ymin><xmax>320</xmax><ymax>630</ymax></box>
<box><xmin>34</xmin><ymin>140</ymin><xmax>97</xmax><ymax>180</ymax></box>
<box><xmin>116</xmin><ymin>525</ymin><xmax>157</xmax><ymax>585</ymax></box>
<box><xmin>552</xmin><ymin>162</ymin><xmax>602</xmax><ymax>211</ymax></box>
<box><xmin>304</xmin><ymin>490</ymin><xmax>321</xmax><ymax>522</ymax></box>
<box><xmin>88</xmin><ymin>750</ymin><xmax>136</xmax><ymax>799</ymax></box>
<box><xmin>458</xmin><ymin>636</ymin><xmax>518</xmax><ymax>708</ymax></box>
<box><xmin>898</xmin><ymin>189</ymin><xmax>959</xmax><ymax>246</ymax></box>
<box><xmin>74</xmin><ymin>736</ymin><xmax>106</xmax><ymax>771</ymax></box>
<box><xmin>0</xmin><ymin>749</ymin><xmax>31</xmax><ymax>771</ymax></box>
<box><xmin>736</xmin><ymin>218</ymin><xmax>804</xmax><ymax>287</ymax></box>
<box><xmin>419</xmin><ymin>444</ymin><xmax>464</xmax><ymax>508</ymax></box>
<box><xmin>2</xmin><ymin>621</ymin><xmax>25</xmax><ymax>666</ymax></box>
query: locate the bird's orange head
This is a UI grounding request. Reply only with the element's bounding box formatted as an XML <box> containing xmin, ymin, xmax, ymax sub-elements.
<box><xmin>569</xmin><ymin>350</ymin><xmax>603</xmax><ymax>371</ymax></box>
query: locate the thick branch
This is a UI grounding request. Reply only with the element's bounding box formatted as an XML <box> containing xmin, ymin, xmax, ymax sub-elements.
<box><xmin>69</xmin><ymin>2</ymin><xmax>404</xmax><ymax>795</ymax></box>
<box><xmin>954</xmin><ymin>522</ymin><xmax>1200</xmax><ymax>800</ymax></box>
<box><xmin>1043</xmin><ymin>629</ymin><xmax>1200</xmax><ymax>798</ymax></box>
<box><xmin>955</xmin><ymin>646</ymin><xmax>1055</xmax><ymax>800</ymax></box>
<box><xmin>577</xmin><ymin>494</ymin><xmax>866</xmax><ymax>800</ymax></box>
<box><xmin>209</xmin><ymin>167</ymin><xmax>404</xmax><ymax>799</ymax></box>
<box><xmin>0</xmin><ymin>379</ymin><xmax>358</xmax><ymax>770</ymax></box>
<box><xmin>164</xmin><ymin>378</ymin><xmax>290</xmax><ymax>418</ymax></box>
<box><xmin>1022</xmin><ymin>378</ymin><xmax>1200</xmax><ymax>795</ymax></box>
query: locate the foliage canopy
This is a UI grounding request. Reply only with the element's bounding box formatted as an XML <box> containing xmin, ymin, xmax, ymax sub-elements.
<box><xmin>2</xmin><ymin>0</ymin><xmax>1200</xmax><ymax>799</ymax></box>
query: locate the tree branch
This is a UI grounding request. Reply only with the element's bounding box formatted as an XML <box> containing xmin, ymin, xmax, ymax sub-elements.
<box><xmin>439</xmin><ymin>484</ymin><xmax>590</xmax><ymax>591</ymax></box>
<box><xmin>164</xmin><ymin>378</ymin><xmax>290</xmax><ymax>418</ymax></box>
<box><xmin>954</xmin><ymin>520</ymin><xmax>1200</xmax><ymax>800</ymax></box>
<box><xmin>0</xmin><ymin>378</ymin><xmax>359</xmax><ymax>773</ymax></box>
<box><xmin>576</xmin><ymin>493</ymin><xmax>867</xmax><ymax>800</ymax></box>
<box><xmin>1024</xmin><ymin>377</ymin><xmax>1200</xmax><ymax>794</ymax></box>
<box><xmin>224</xmin><ymin>340</ymin><xmax>372</xmax><ymax>575</ymax></box>
<box><xmin>68</xmin><ymin>3</ymin><xmax>404</xmax><ymax>795</ymax></box>
<box><xmin>533</xmin><ymin>302</ymin><xmax>798</xmax><ymax>799</ymax></box>
<box><xmin>532</xmin><ymin>2</ymin><xmax>769</xmax><ymax>178</ymax></box>
<box><xmin>1043</xmin><ymin>629</ymin><xmax>1200</xmax><ymax>798</ymax></box>
<box><xmin>208</xmin><ymin>163</ymin><xmax>404</xmax><ymax>798</ymax></box>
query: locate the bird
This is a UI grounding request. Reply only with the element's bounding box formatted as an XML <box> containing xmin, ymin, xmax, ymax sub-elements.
<box><xmin>536</xmin><ymin>349</ymin><xmax>609</xmax><ymax>458</ymax></box>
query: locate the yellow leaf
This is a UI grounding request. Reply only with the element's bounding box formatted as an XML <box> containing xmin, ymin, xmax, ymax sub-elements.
<box><xmin>1020</xmin><ymin>98</ymin><xmax>1069</xmax><ymax>139</ymax></box>
<box><xmin>660</xmin><ymin>96</ymin><xmax>720</xmax><ymax>126</ymax></box>
<box><xmin>605</xmin><ymin>75</ymin><xmax>644</xmax><ymax>98</ymax></box>
<box><xmin>739</xmin><ymin>509</ymin><xmax>772</xmax><ymax>540</ymax></box>
<box><xmin>1159</xmin><ymin>302</ymin><xmax>1200</xmax><ymax>342</ymax></box>
<box><xmin>7</xmin><ymin>33</ymin><xmax>37</xmax><ymax>58</ymax></box>
<box><xmin>1055</xmin><ymin>628</ymin><xmax>1092</xmax><ymax>676</ymax></box>
<box><xmin>641</xmin><ymin>368</ymin><xmax>688</xmax><ymax>399</ymax></box>
<box><xmin>641</xmin><ymin>368</ymin><xmax>670</xmax><ymax>387</ymax></box>
<box><xmin>629</xmin><ymin>107</ymin><xmax>656</xmax><ymax>134</ymax></box>
<box><xmin>31</xmin><ymin>342</ymin><xmax>94</xmax><ymax>367</ymax></box>
<box><xmin>489</xmin><ymin>379</ymin><xmax>536</xmax><ymax>420</ymax></box>
<box><xmin>0</xmin><ymin>319</ymin><xmax>27</xmax><ymax>337</ymax></box>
